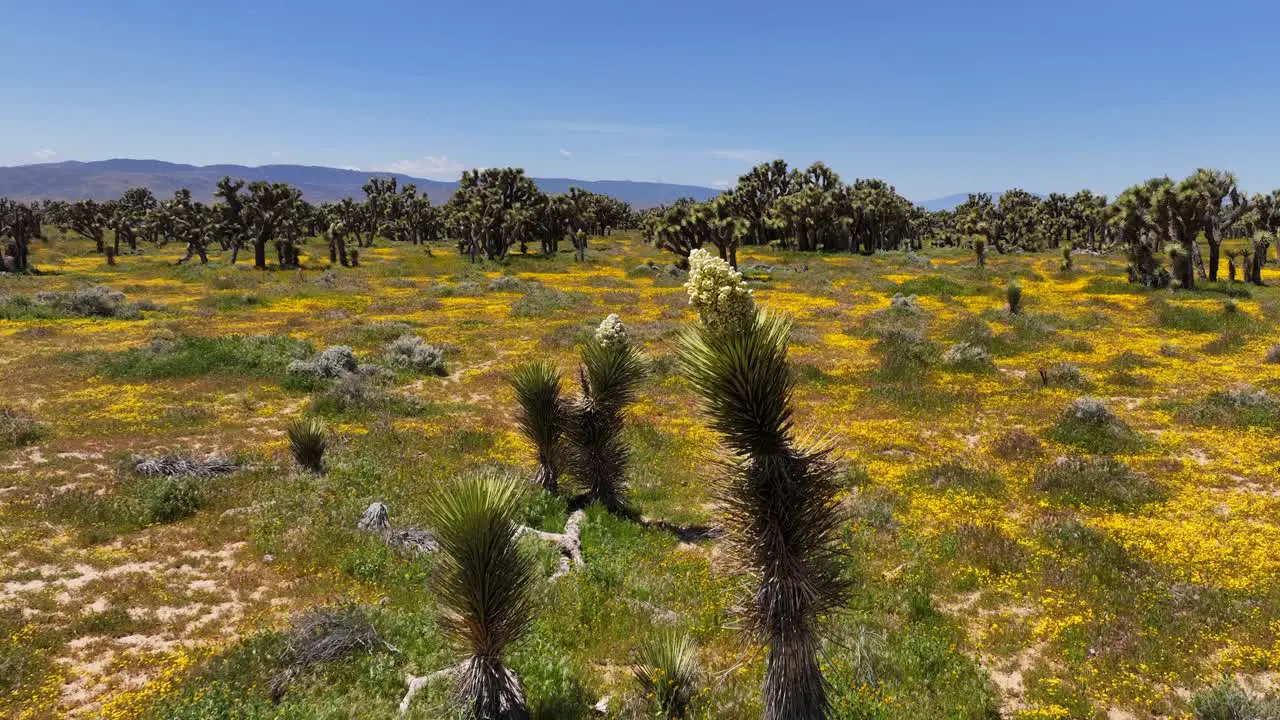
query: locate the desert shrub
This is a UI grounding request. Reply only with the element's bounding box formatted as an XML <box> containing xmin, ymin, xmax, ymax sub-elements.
<box><xmin>893</xmin><ymin>276</ymin><xmax>979</xmax><ymax>296</ymax></box>
<box><xmin>940</xmin><ymin>342</ymin><xmax>995</xmax><ymax>372</ymax></box>
<box><xmin>990</xmin><ymin>428</ymin><xmax>1043</xmax><ymax>461</ymax></box>
<box><xmin>846</xmin><ymin>485</ymin><xmax>901</xmax><ymax>530</ymax></box>
<box><xmin>953</xmin><ymin>316</ymin><xmax>995</xmax><ymax>349</ymax></box>
<box><xmin>124</xmin><ymin>474</ymin><xmax>204</xmax><ymax>525</ymax></box>
<box><xmin>1009</xmin><ymin>313</ymin><xmax>1057</xmax><ymax>341</ymax></box>
<box><xmin>906</xmin><ymin>460</ymin><xmax>1003</xmax><ymax>494</ymax></box>
<box><xmin>1189</xmin><ymin>677</ymin><xmax>1279</xmax><ymax>720</ymax></box>
<box><xmin>309</xmin><ymin>373</ymin><xmax>379</xmax><ymax>415</ymax></box>
<box><xmin>338</xmin><ymin>320</ymin><xmax>414</xmax><ymax>345</ymax></box>
<box><xmin>287</xmin><ymin>346</ymin><xmax>358</xmax><ymax>380</ymax></box>
<box><xmin>81</xmin><ymin>335</ymin><xmax>312</xmax><ymax>380</ymax></box>
<box><xmin>872</xmin><ymin>328</ymin><xmax>938</xmax><ymax>380</ymax></box>
<box><xmin>1045</xmin><ymin>397</ymin><xmax>1145</xmax><ymax>454</ymax></box>
<box><xmin>1159</xmin><ymin>343</ymin><xmax>1184</xmax><ymax>358</ymax></box>
<box><xmin>1266</xmin><ymin>344</ymin><xmax>1280</xmax><ymax>363</ymax></box>
<box><xmin>1060</xmin><ymin>337</ymin><xmax>1093</xmax><ymax>353</ymax></box>
<box><xmin>33</xmin><ymin>285</ymin><xmax>143</xmax><ymax>319</ymax></box>
<box><xmin>946</xmin><ymin>522</ymin><xmax>1026</xmax><ymax>576</ymax></box>
<box><xmin>1006</xmin><ymin>282</ymin><xmax>1023</xmax><ymax>315</ymax></box>
<box><xmin>287</xmin><ymin>417</ymin><xmax>327</xmax><ymax>473</ymax></box>
<box><xmin>889</xmin><ymin>293</ymin><xmax>924</xmax><ymax>314</ymax></box>
<box><xmin>1032</xmin><ymin>455</ymin><xmax>1161</xmax><ymax>508</ymax></box>
<box><xmin>634</xmin><ymin>629</ymin><xmax>701</xmax><ymax>719</ymax></box>
<box><xmin>1155</xmin><ymin>300</ymin><xmax>1254</xmax><ymax>333</ymax></box>
<box><xmin>488</xmin><ymin>274</ymin><xmax>529</xmax><ymax>292</ymax></box>
<box><xmin>1107</xmin><ymin>350</ymin><xmax>1156</xmax><ymax>370</ymax></box>
<box><xmin>383</xmin><ymin>335</ymin><xmax>447</xmax><ymax>376</ymax></box>
<box><xmin>1175</xmin><ymin>385</ymin><xmax>1280</xmax><ymax>428</ymax></box>
<box><xmin>1037</xmin><ymin>363</ymin><xmax>1088</xmax><ymax>388</ymax></box>
<box><xmin>1201</xmin><ymin>330</ymin><xmax>1247</xmax><ymax>355</ymax></box>
<box><xmin>510</xmin><ymin>286</ymin><xmax>588</xmax><ymax>318</ymax></box>
<box><xmin>1106</xmin><ymin>370</ymin><xmax>1154</xmax><ymax>388</ymax></box>
<box><xmin>0</xmin><ymin>406</ymin><xmax>46</xmax><ymax>449</ymax></box>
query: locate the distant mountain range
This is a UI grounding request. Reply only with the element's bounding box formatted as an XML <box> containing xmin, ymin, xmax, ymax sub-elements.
<box><xmin>919</xmin><ymin>191</ymin><xmax>1046</xmax><ymax>212</ymax></box>
<box><xmin>0</xmin><ymin>159</ymin><xmax>721</xmax><ymax>209</ymax></box>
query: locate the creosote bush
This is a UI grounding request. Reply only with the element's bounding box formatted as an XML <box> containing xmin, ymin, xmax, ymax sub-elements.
<box><xmin>287</xmin><ymin>345</ymin><xmax>358</xmax><ymax>380</ymax></box>
<box><xmin>287</xmin><ymin>417</ymin><xmax>327</xmax><ymax>473</ymax></box>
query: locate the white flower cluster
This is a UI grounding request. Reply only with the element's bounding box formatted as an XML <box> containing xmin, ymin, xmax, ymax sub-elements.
<box><xmin>595</xmin><ymin>313</ymin><xmax>630</xmax><ymax>348</ymax></box>
<box><xmin>685</xmin><ymin>248</ymin><xmax>755</xmax><ymax>332</ymax></box>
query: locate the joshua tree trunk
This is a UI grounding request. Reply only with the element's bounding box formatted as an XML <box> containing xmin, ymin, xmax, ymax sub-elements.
<box><xmin>764</xmin><ymin>619</ymin><xmax>826</xmax><ymax>720</ymax></box>
<box><xmin>1192</xmin><ymin>241</ymin><xmax>1207</xmax><ymax>281</ymax></box>
<box><xmin>254</xmin><ymin>235</ymin><xmax>268</xmax><ymax>269</ymax></box>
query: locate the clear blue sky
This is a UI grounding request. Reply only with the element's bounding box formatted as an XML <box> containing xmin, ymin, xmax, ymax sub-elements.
<box><xmin>4</xmin><ymin>0</ymin><xmax>1279</xmax><ymax>201</ymax></box>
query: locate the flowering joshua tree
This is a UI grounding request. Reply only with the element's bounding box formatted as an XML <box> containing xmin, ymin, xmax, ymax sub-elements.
<box><xmin>677</xmin><ymin>249</ymin><xmax>848</xmax><ymax>719</ymax></box>
<box><xmin>564</xmin><ymin>313</ymin><xmax>645</xmax><ymax>512</ymax></box>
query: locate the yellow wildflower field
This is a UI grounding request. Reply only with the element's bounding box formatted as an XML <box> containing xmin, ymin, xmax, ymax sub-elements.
<box><xmin>3</xmin><ymin>232</ymin><xmax>1280</xmax><ymax>718</ymax></box>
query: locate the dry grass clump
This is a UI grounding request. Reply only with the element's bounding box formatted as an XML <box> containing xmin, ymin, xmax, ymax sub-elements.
<box><xmin>269</xmin><ymin>605</ymin><xmax>394</xmax><ymax>701</ymax></box>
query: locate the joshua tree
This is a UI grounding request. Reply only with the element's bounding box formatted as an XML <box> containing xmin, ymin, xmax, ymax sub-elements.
<box><xmin>1060</xmin><ymin>243</ymin><xmax>1073</xmax><ymax>272</ymax></box>
<box><xmin>56</xmin><ymin>199</ymin><xmax>111</xmax><ymax>254</ymax></box>
<box><xmin>509</xmin><ymin>361</ymin><xmax>564</xmax><ymax>493</ymax></box>
<box><xmin>677</xmin><ymin>249</ymin><xmax>848</xmax><ymax>720</ymax></box>
<box><xmin>0</xmin><ymin>198</ymin><xmax>42</xmax><ymax>272</ymax></box>
<box><xmin>287</xmin><ymin>417</ymin><xmax>327</xmax><ymax>473</ymax></box>
<box><xmin>426</xmin><ymin>472</ymin><xmax>536</xmax><ymax>720</ymax></box>
<box><xmin>1190</xmin><ymin>169</ymin><xmax>1249</xmax><ymax>282</ymax></box>
<box><xmin>109</xmin><ymin>187</ymin><xmax>157</xmax><ymax>254</ymax></box>
<box><xmin>564</xmin><ymin>314</ymin><xmax>645</xmax><ymax>513</ymax></box>
<box><xmin>973</xmin><ymin>236</ymin><xmax>986</xmax><ymax>268</ymax></box>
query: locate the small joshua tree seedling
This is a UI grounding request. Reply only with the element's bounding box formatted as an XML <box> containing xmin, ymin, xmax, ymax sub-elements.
<box><xmin>508</xmin><ymin>360</ymin><xmax>564</xmax><ymax>493</ymax></box>
<box><xmin>634</xmin><ymin>629</ymin><xmax>701</xmax><ymax>719</ymax></box>
<box><xmin>427</xmin><ymin>472</ymin><xmax>536</xmax><ymax>720</ymax></box>
<box><xmin>287</xmin><ymin>416</ymin><xmax>327</xmax><ymax>473</ymax></box>
<box><xmin>1007</xmin><ymin>282</ymin><xmax>1023</xmax><ymax>315</ymax></box>
<box><xmin>1060</xmin><ymin>243</ymin><xmax>1073</xmax><ymax>272</ymax></box>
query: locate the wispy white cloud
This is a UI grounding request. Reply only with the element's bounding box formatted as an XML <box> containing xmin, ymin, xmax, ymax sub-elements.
<box><xmin>270</xmin><ymin>151</ymin><xmax>283</xmax><ymax>158</ymax></box>
<box><xmin>31</xmin><ymin>148</ymin><xmax>57</xmax><ymax>161</ymax></box>
<box><xmin>373</xmin><ymin>156</ymin><xmax>466</xmax><ymax>180</ymax></box>
<box><xmin>559</xmin><ymin>148</ymin><xmax>573</xmax><ymax>158</ymax></box>
<box><xmin>708</xmin><ymin>148</ymin><xmax>776</xmax><ymax>164</ymax></box>
<box><xmin>538</xmin><ymin>121</ymin><xmax>670</xmax><ymax>137</ymax></box>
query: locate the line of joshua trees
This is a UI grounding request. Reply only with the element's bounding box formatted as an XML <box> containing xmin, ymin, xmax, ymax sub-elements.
<box><xmin>2</xmin><ymin>160</ymin><xmax>1278</xmax><ymax>289</ymax></box>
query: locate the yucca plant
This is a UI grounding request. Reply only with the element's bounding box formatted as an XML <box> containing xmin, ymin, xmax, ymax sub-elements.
<box><xmin>428</xmin><ymin>471</ymin><xmax>537</xmax><ymax>720</ymax></box>
<box><xmin>1060</xmin><ymin>243</ymin><xmax>1073</xmax><ymax>272</ymax></box>
<box><xmin>634</xmin><ymin>629</ymin><xmax>701</xmax><ymax>719</ymax></box>
<box><xmin>564</xmin><ymin>315</ymin><xmax>645</xmax><ymax>513</ymax></box>
<box><xmin>287</xmin><ymin>417</ymin><xmax>327</xmax><ymax>473</ymax></box>
<box><xmin>508</xmin><ymin>360</ymin><xmax>564</xmax><ymax>493</ymax></box>
<box><xmin>1006</xmin><ymin>282</ymin><xmax>1023</xmax><ymax>315</ymax></box>
<box><xmin>677</xmin><ymin>249</ymin><xmax>848</xmax><ymax>720</ymax></box>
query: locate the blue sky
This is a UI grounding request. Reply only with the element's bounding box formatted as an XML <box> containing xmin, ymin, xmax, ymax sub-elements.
<box><xmin>3</xmin><ymin>0</ymin><xmax>1279</xmax><ymax>201</ymax></box>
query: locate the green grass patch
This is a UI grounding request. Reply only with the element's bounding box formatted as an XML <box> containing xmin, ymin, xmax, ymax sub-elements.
<box><xmin>69</xmin><ymin>335</ymin><xmax>313</xmax><ymax>380</ymax></box>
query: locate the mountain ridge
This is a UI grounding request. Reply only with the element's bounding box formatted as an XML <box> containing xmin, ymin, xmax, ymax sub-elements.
<box><xmin>0</xmin><ymin>159</ymin><xmax>722</xmax><ymax>209</ymax></box>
